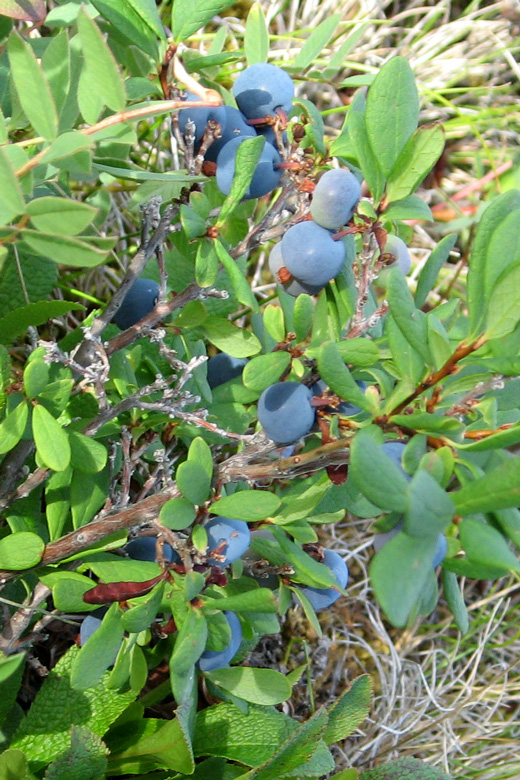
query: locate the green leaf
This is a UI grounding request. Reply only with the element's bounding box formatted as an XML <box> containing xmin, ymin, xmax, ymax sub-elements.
<box><xmin>69</xmin><ymin>431</ymin><xmax>107</xmax><ymax>474</ymax></box>
<box><xmin>360</xmin><ymin>757</ymin><xmax>452</xmax><ymax>780</ymax></box>
<box><xmin>271</xmin><ymin>527</ymin><xmax>346</xmax><ymax>590</ymax></box>
<box><xmin>121</xmin><ymin>583</ymin><xmax>164</xmax><ymax>634</ymax></box>
<box><xmin>203</xmin><ymin>588</ymin><xmax>277</xmax><ymax>614</ymax></box>
<box><xmin>172</xmin><ymin>0</ymin><xmax>233</xmax><ymax>42</ymax></box>
<box><xmin>387</xmin><ymin>266</ymin><xmax>431</xmax><ymax>364</ymax></box>
<box><xmin>176</xmin><ymin>460</ymin><xmax>212</xmax><ymax>506</ymax></box>
<box><xmin>457</xmin><ymin>422</ymin><xmax>520</xmax><ymax>452</ymax></box>
<box><xmin>11</xmin><ymin>646</ymin><xmax>135</xmax><ymax>771</ymax></box>
<box><xmin>194</xmin><ymin>703</ymin><xmax>298</xmax><ymax>766</ymax></box>
<box><xmin>263</xmin><ymin>304</ymin><xmax>285</xmax><ymax>343</ymax></box>
<box><xmin>386</xmin><ymin>123</ymin><xmax>445</xmax><ymax>203</ymax></box>
<box><xmin>415</xmin><ymin>234</ymin><xmax>457</xmax><ymax>308</ymax></box>
<box><xmin>235</xmin><ymin>708</ymin><xmax>329</xmax><ymax>780</ymax></box>
<box><xmin>159</xmin><ymin>497</ymin><xmax>196</xmax><ymax>530</ymax></box>
<box><xmin>26</xmin><ymin>197</ymin><xmax>97</xmax><ymax>236</ymax></box>
<box><xmin>70</xmin><ymin>468</ymin><xmax>110</xmax><ymax>528</ymax></box>
<box><xmin>0</xmin><ymin>301</ymin><xmax>85</xmax><ymax>345</ymax></box>
<box><xmin>45</xmin><ymin>468</ymin><xmax>72</xmax><ymax>541</ymax></box>
<box><xmin>345</xmin><ymin>89</ymin><xmax>384</xmax><ymax>205</ymax></box>
<box><xmin>335</xmin><ymin>338</ymin><xmax>380</xmax><ymax>367</ymax></box>
<box><xmin>195</xmin><ymin>239</ymin><xmax>219</xmax><ymax>287</ymax></box>
<box><xmin>0</xmin><ymin>750</ymin><xmax>30</xmax><ymax>780</ymax></box>
<box><xmin>365</xmin><ymin>57</ymin><xmax>419</xmax><ymax>177</ymax></box>
<box><xmin>52</xmin><ymin>574</ymin><xmax>101</xmax><ymax>612</ymax></box>
<box><xmin>0</xmin><ymin>531</ymin><xmax>44</xmax><ymax>570</ymax></box>
<box><xmin>467</xmin><ymin>189</ymin><xmax>520</xmax><ymax>335</ymax></box>
<box><xmin>93</xmin><ymin>160</ymin><xmax>200</xmax><ymax>183</ymax></box>
<box><xmin>0</xmin><ymin>1</ymin><xmax>45</xmax><ymax>21</ymax></box>
<box><xmin>210</xmin><ymin>490</ymin><xmax>281</xmax><ymax>522</ymax></box>
<box><xmin>293</xmin><ymin>294</ymin><xmax>314</xmax><ymax>342</ymax></box>
<box><xmin>292</xmin><ymin>14</ymin><xmax>342</xmax><ymax>71</ymax></box>
<box><xmin>23</xmin><ymin>357</ymin><xmax>49</xmax><ymax>399</ymax></box>
<box><xmin>459</xmin><ymin>518</ymin><xmax>520</xmax><ymax>573</ymax></box>
<box><xmin>0</xmin><ymin>400</ymin><xmax>29</xmax><ymax>455</ymax></box>
<box><xmin>215</xmin><ymin>241</ymin><xmax>259</xmax><ymax>312</ymax></box>
<box><xmin>89</xmin><ymin>0</ymin><xmax>161</xmax><ymax>58</ymax></box>
<box><xmin>32</xmin><ymin>404</ymin><xmax>71</xmax><ymax>472</ymax></box>
<box><xmin>453</xmin><ymin>457</ymin><xmax>520</xmax><ymax>515</ymax></box>
<box><xmin>43</xmin><ymin>131</ymin><xmax>94</xmax><ymax>165</ymax></box>
<box><xmin>324</xmin><ymin>675</ymin><xmax>372</xmax><ymax>744</ymax></box>
<box><xmin>317</xmin><ymin>342</ymin><xmax>374</xmax><ymax>413</ymax></box>
<box><xmin>370</xmin><ymin>533</ymin><xmax>438</xmax><ymax>626</ymax></box>
<box><xmin>0</xmin><ymin>146</ymin><xmax>25</xmax><ymax>227</ymax></box>
<box><xmin>485</xmin><ymin>261</ymin><xmax>520</xmax><ymax>339</ymax></box>
<box><xmin>205</xmin><ymin>667</ymin><xmax>291</xmax><ymax>705</ymax></box>
<box><xmin>70</xmin><ymin>604</ymin><xmax>125</xmax><ymax>690</ymax></box>
<box><xmin>20</xmin><ymin>229</ymin><xmax>110</xmax><ymax>268</ymax></box>
<box><xmin>350</xmin><ymin>431</ymin><xmax>409</xmax><ymax>512</ymax></box>
<box><xmin>405</xmin><ymin>471</ymin><xmax>454</xmax><ymax>538</ymax></box>
<box><xmin>442</xmin><ymin>569</ymin><xmax>469</xmax><ymax>635</ymax></box>
<box><xmin>77</xmin><ymin>8</ymin><xmax>126</xmax><ymax>114</ymax></box>
<box><xmin>244</xmin><ymin>2</ymin><xmax>268</xmax><ymax>65</ymax></box>
<box><xmin>382</xmin><ymin>194</ymin><xmax>432</xmax><ymax>221</ymax></box>
<box><xmin>171</xmin><ymin>608</ymin><xmax>208</xmax><ymax>675</ymax></box>
<box><xmin>389</xmin><ymin>411</ymin><xmax>463</xmax><ymax>437</ymax></box>
<box><xmin>44</xmin><ymin>725</ymin><xmax>108</xmax><ymax>780</ymax></box>
<box><xmin>203</xmin><ymin>316</ymin><xmax>262</xmax><ymax>358</ymax></box>
<box><xmin>109</xmin><ymin>716</ymin><xmax>195</xmax><ymax>775</ymax></box>
<box><xmin>242</xmin><ymin>352</ymin><xmax>291</xmax><ymax>393</ymax></box>
<box><xmin>7</xmin><ymin>30</ymin><xmax>58</xmax><ymax>140</ymax></box>
<box><xmin>217</xmin><ymin>136</ymin><xmax>267</xmax><ymax>224</ymax></box>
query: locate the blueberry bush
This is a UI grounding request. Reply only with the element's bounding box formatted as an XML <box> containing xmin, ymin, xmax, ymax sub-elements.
<box><xmin>0</xmin><ymin>2</ymin><xmax>518</xmax><ymax>780</ymax></box>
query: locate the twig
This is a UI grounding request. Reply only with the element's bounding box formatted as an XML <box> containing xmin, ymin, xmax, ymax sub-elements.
<box><xmin>0</xmin><ymin>582</ymin><xmax>51</xmax><ymax>655</ymax></box>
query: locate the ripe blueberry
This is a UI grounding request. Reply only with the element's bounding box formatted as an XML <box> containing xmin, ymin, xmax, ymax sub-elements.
<box><xmin>198</xmin><ymin>611</ymin><xmax>242</xmax><ymax>672</ymax></box>
<box><xmin>113</xmin><ymin>278</ymin><xmax>159</xmax><ymax>330</ymax></box>
<box><xmin>233</xmin><ymin>63</ymin><xmax>294</xmax><ymax>120</ymax></box>
<box><xmin>205</xmin><ymin>516</ymin><xmax>251</xmax><ymax>566</ymax></box>
<box><xmin>207</xmin><ymin>353</ymin><xmax>248</xmax><ymax>388</ymax></box>
<box><xmin>216</xmin><ymin>136</ymin><xmax>281</xmax><ymax>199</ymax></box>
<box><xmin>257</xmin><ymin>382</ymin><xmax>315</xmax><ymax>444</ymax></box>
<box><xmin>281</xmin><ymin>221</ymin><xmax>346</xmax><ymax>288</ymax></box>
<box><xmin>299</xmin><ymin>549</ymin><xmax>349</xmax><ymax>611</ymax></box>
<box><xmin>310</xmin><ymin>168</ymin><xmax>361</xmax><ymax>230</ymax></box>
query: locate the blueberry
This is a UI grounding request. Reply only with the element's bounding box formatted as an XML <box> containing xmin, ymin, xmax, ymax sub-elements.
<box><xmin>112</xmin><ymin>278</ymin><xmax>160</xmax><ymax>330</ymax></box>
<box><xmin>177</xmin><ymin>91</ymin><xmax>227</xmax><ymax>142</ymax></box>
<box><xmin>216</xmin><ymin>137</ymin><xmax>282</xmax><ymax>199</ymax></box>
<box><xmin>268</xmin><ymin>242</ymin><xmax>323</xmax><ymax>297</ymax></box>
<box><xmin>204</xmin><ymin>106</ymin><xmax>256</xmax><ymax>163</ymax></box>
<box><xmin>257</xmin><ymin>382</ymin><xmax>315</xmax><ymax>445</ymax></box>
<box><xmin>383</xmin><ymin>235</ymin><xmax>412</xmax><ymax>275</ymax></box>
<box><xmin>205</xmin><ymin>516</ymin><xmax>251</xmax><ymax>566</ymax></box>
<box><xmin>206</xmin><ymin>353</ymin><xmax>248</xmax><ymax>389</ymax></box>
<box><xmin>281</xmin><ymin>221</ymin><xmax>346</xmax><ymax>288</ymax></box>
<box><xmin>126</xmin><ymin>537</ymin><xmax>176</xmax><ymax>563</ymax></box>
<box><xmin>381</xmin><ymin>441</ymin><xmax>411</xmax><ymax>481</ymax></box>
<box><xmin>79</xmin><ymin>607</ymin><xmax>107</xmax><ymax>646</ymax></box>
<box><xmin>310</xmin><ymin>169</ymin><xmax>361</xmax><ymax>230</ymax></box>
<box><xmin>233</xmin><ymin>63</ymin><xmax>294</xmax><ymax>120</ymax></box>
<box><xmin>299</xmin><ymin>549</ymin><xmax>349</xmax><ymax>611</ymax></box>
<box><xmin>198</xmin><ymin>611</ymin><xmax>242</xmax><ymax>672</ymax></box>
<box><xmin>433</xmin><ymin>534</ymin><xmax>448</xmax><ymax>567</ymax></box>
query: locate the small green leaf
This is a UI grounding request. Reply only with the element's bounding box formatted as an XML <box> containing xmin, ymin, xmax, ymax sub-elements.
<box><xmin>442</xmin><ymin>569</ymin><xmax>469</xmax><ymax>635</ymax></box>
<box><xmin>0</xmin><ymin>531</ymin><xmax>45</xmax><ymax>570</ymax></box>
<box><xmin>370</xmin><ymin>533</ymin><xmax>438</xmax><ymax>626</ymax></box>
<box><xmin>0</xmin><ymin>750</ymin><xmax>29</xmax><ymax>780</ymax></box>
<box><xmin>263</xmin><ymin>304</ymin><xmax>285</xmax><ymax>343</ymax></box>
<box><xmin>293</xmin><ymin>294</ymin><xmax>314</xmax><ymax>342</ymax></box>
<box><xmin>365</xmin><ymin>57</ymin><xmax>419</xmax><ymax>177</ymax></box>
<box><xmin>176</xmin><ymin>460</ymin><xmax>212</xmax><ymax>506</ymax></box>
<box><xmin>44</xmin><ymin>725</ymin><xmax>108</xmax><ymax>780</ymax></box>
<box><xmin>8</xmin><ymin>30</ymin><xmax>58</xmax><ymax>140</ymax></box>
<box><xmin>210</xmin><ymin>490</ymin><xmax>281</xmax><ymax>522</ymax></box>
<box><xmin>389</xmin><ymin>411</ymin><xmax>463</xmax><ymax>437</ymax></box>
<box><xmin>0</xmin><ymin>400</ymin><xmax>29</xmax><ymax>454</ymax></box>
<box><xmin>172</xmin><ymin>0</ymin><xmax>233</xmax><ymax>41</ymax></box>
<box><xmin>159</xmin><ymin>497</ymin><xmax>196</xmax><ymax>530</ymax></box>
<box><xmin>71</xmin><ymin>603</ymin><xmax>125</xmax><ymax>690</ymax></box>
<box><xmin>93</xmin><ymin>160</ymin><xmax>201</xmax><ymax>183</ymax></box>
<box><xmin>20</xmin><ymin>229</ymin><xmax>110</xmax><ymax>268</ymax></box>
<box><xmin>382</xmin><ymin>194</ymin><xmax>433</xmax><ymax>221</ymax></box>
<box><xmin>26</xmin><ymin>197</ymin><xmax>97</xmax><ymax>236</ymax></box>
<box><xmin>317</xmin><ymin>341</ymin><xmax>373</xmax><ymax>413</ymax></box>
<box><xmin>415</xmin><ymin>234</ymin><xmax>457</xmax><ymax>308</ymax></box>
<box><xmin>360</xmin><ymin>757</ymin><xmax>452</xmax><ymax>780</ymax></box>
<box><xmin>69</xmin><ymin>431</ymin><xmax>107</xmax><ymax>474</ymax></box>
<box><xmin>203</xmin><ymin>588</ymin><xmax>277</xmax><ymax>614</ymax></box>
<box><xmin>77</xmin><ymin>8</ymin><xmax>126</xmax><ymax>114</ymax></box>
<box><xmin>32</xmin><ymin>404</ymin><xmax>71</xmax><ymax>472</ymax></box>
<box><xmin>387</xmin><ymin>266</ymin><xmax>432</xmax><ymax>364</ymax></box>
<box><xmin>215</xmin><ymin>241</ymin><xmax>259</xmax><ymax>312</ymax></box>
<box><xmin>195</xmin><ymin>239</ymin><xmax>219</xmax><ymax>288</ymax></box>
<box><xmin>324</xmin><ymin>675</ymin><xmax>372</xmax><ymax>744</ymax></box>
<box><xmin>52</xmin><ymin>573</ymin><xmax>101</xmax><ymax>612</ymax></box>
<box><xmin>485</xmin><ymin>261</ymin><xmax>520</xmax><ymax>339</ymax></box>
<box><xmin>345</xmin><ymin>89</ymin><xmax>384</xmax><ymax>206</ymax></box>
<box><xmin>23</xmin><ymin>358</ymin><xmax>50</xmax><ymax>399</ymax></box>
<box><xmin>459</xmin><ymin>518</ymin><xmax>520</xmax><ymax>573</ymax></box>
<box><xmin>350</xmin><ymin>431</ymin><xmax>409</xmax><ymax>512</ymax></box>
<box><xmin>188</xmin><ymin>436</ymin><xmax>213</xmax><ymax>480</ymax></box>
<box><xmin>205</xmin><ymin>667</ymin><xmax>291</xmax><ymax>705</ymax></box>
<box><xmin>203</xmin><ymin>316</ymin><xmax>262</xmax><ymax>358</ymax></box>
<box><xmin>242</xmin><ymin>352</ymin><xmax>291</xmax><ymax>393</ymax></box>
<box><xmin>121</xmin><ymin>583</ymin><xmax>165</xmax><ymax>633</ymax></box>
<box><xmin>386</xmin><ymin>123</ymin><xmax>445</xmax><ymax>203</ymax></box>
<box><xmin>171</xmin><ymin>609</ymin><xmax>208</xmax><ymax>675</ymax></box>
<box><xmin>217</xmin><ymin>136</ymin><xmax>267</xmax><ymax>224</ymax></box>
<box><xmin>244</xmin><ymin>2</ymin><xmax>268</xmax><ymax>65</ymax></box>
<box><xmin>453</xmin><ymin>457</ymin><xmax>520</xmax><ymax>515</ymax></box>
<box><xmin>71</xmin><ymin>468</ymin><xmax>110</xmax><ymax>528</ymax></box>
<box><xmin>292</xmin><ymin>14</ymin><xmax>342</xmax><ymax>71</ymax></box>
<box><xmin>89</xmin><ymin>0</ymin><xmax>161</xmax><ymax>58</ymax></box>
<box><xmin>0</xmin><ymin>146</ymin><xmax>25</xmax><ymax>227</ymax></box>
<box><xmin>0</xmin><ymin>301</ymin><xmax>85</xmax><ymax>345</ymax></box>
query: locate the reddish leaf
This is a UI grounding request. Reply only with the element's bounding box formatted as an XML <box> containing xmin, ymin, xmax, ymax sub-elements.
<box><xmin>0</xmin><ymin>0</ymin><xmax>46</xmax><ymax>22</ymax></box>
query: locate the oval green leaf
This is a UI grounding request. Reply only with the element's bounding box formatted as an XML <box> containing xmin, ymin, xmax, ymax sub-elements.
<box><xmin>32</xmin><ymin>404</ymin><xmax>71</xmax><ymax>472</ymax></box>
